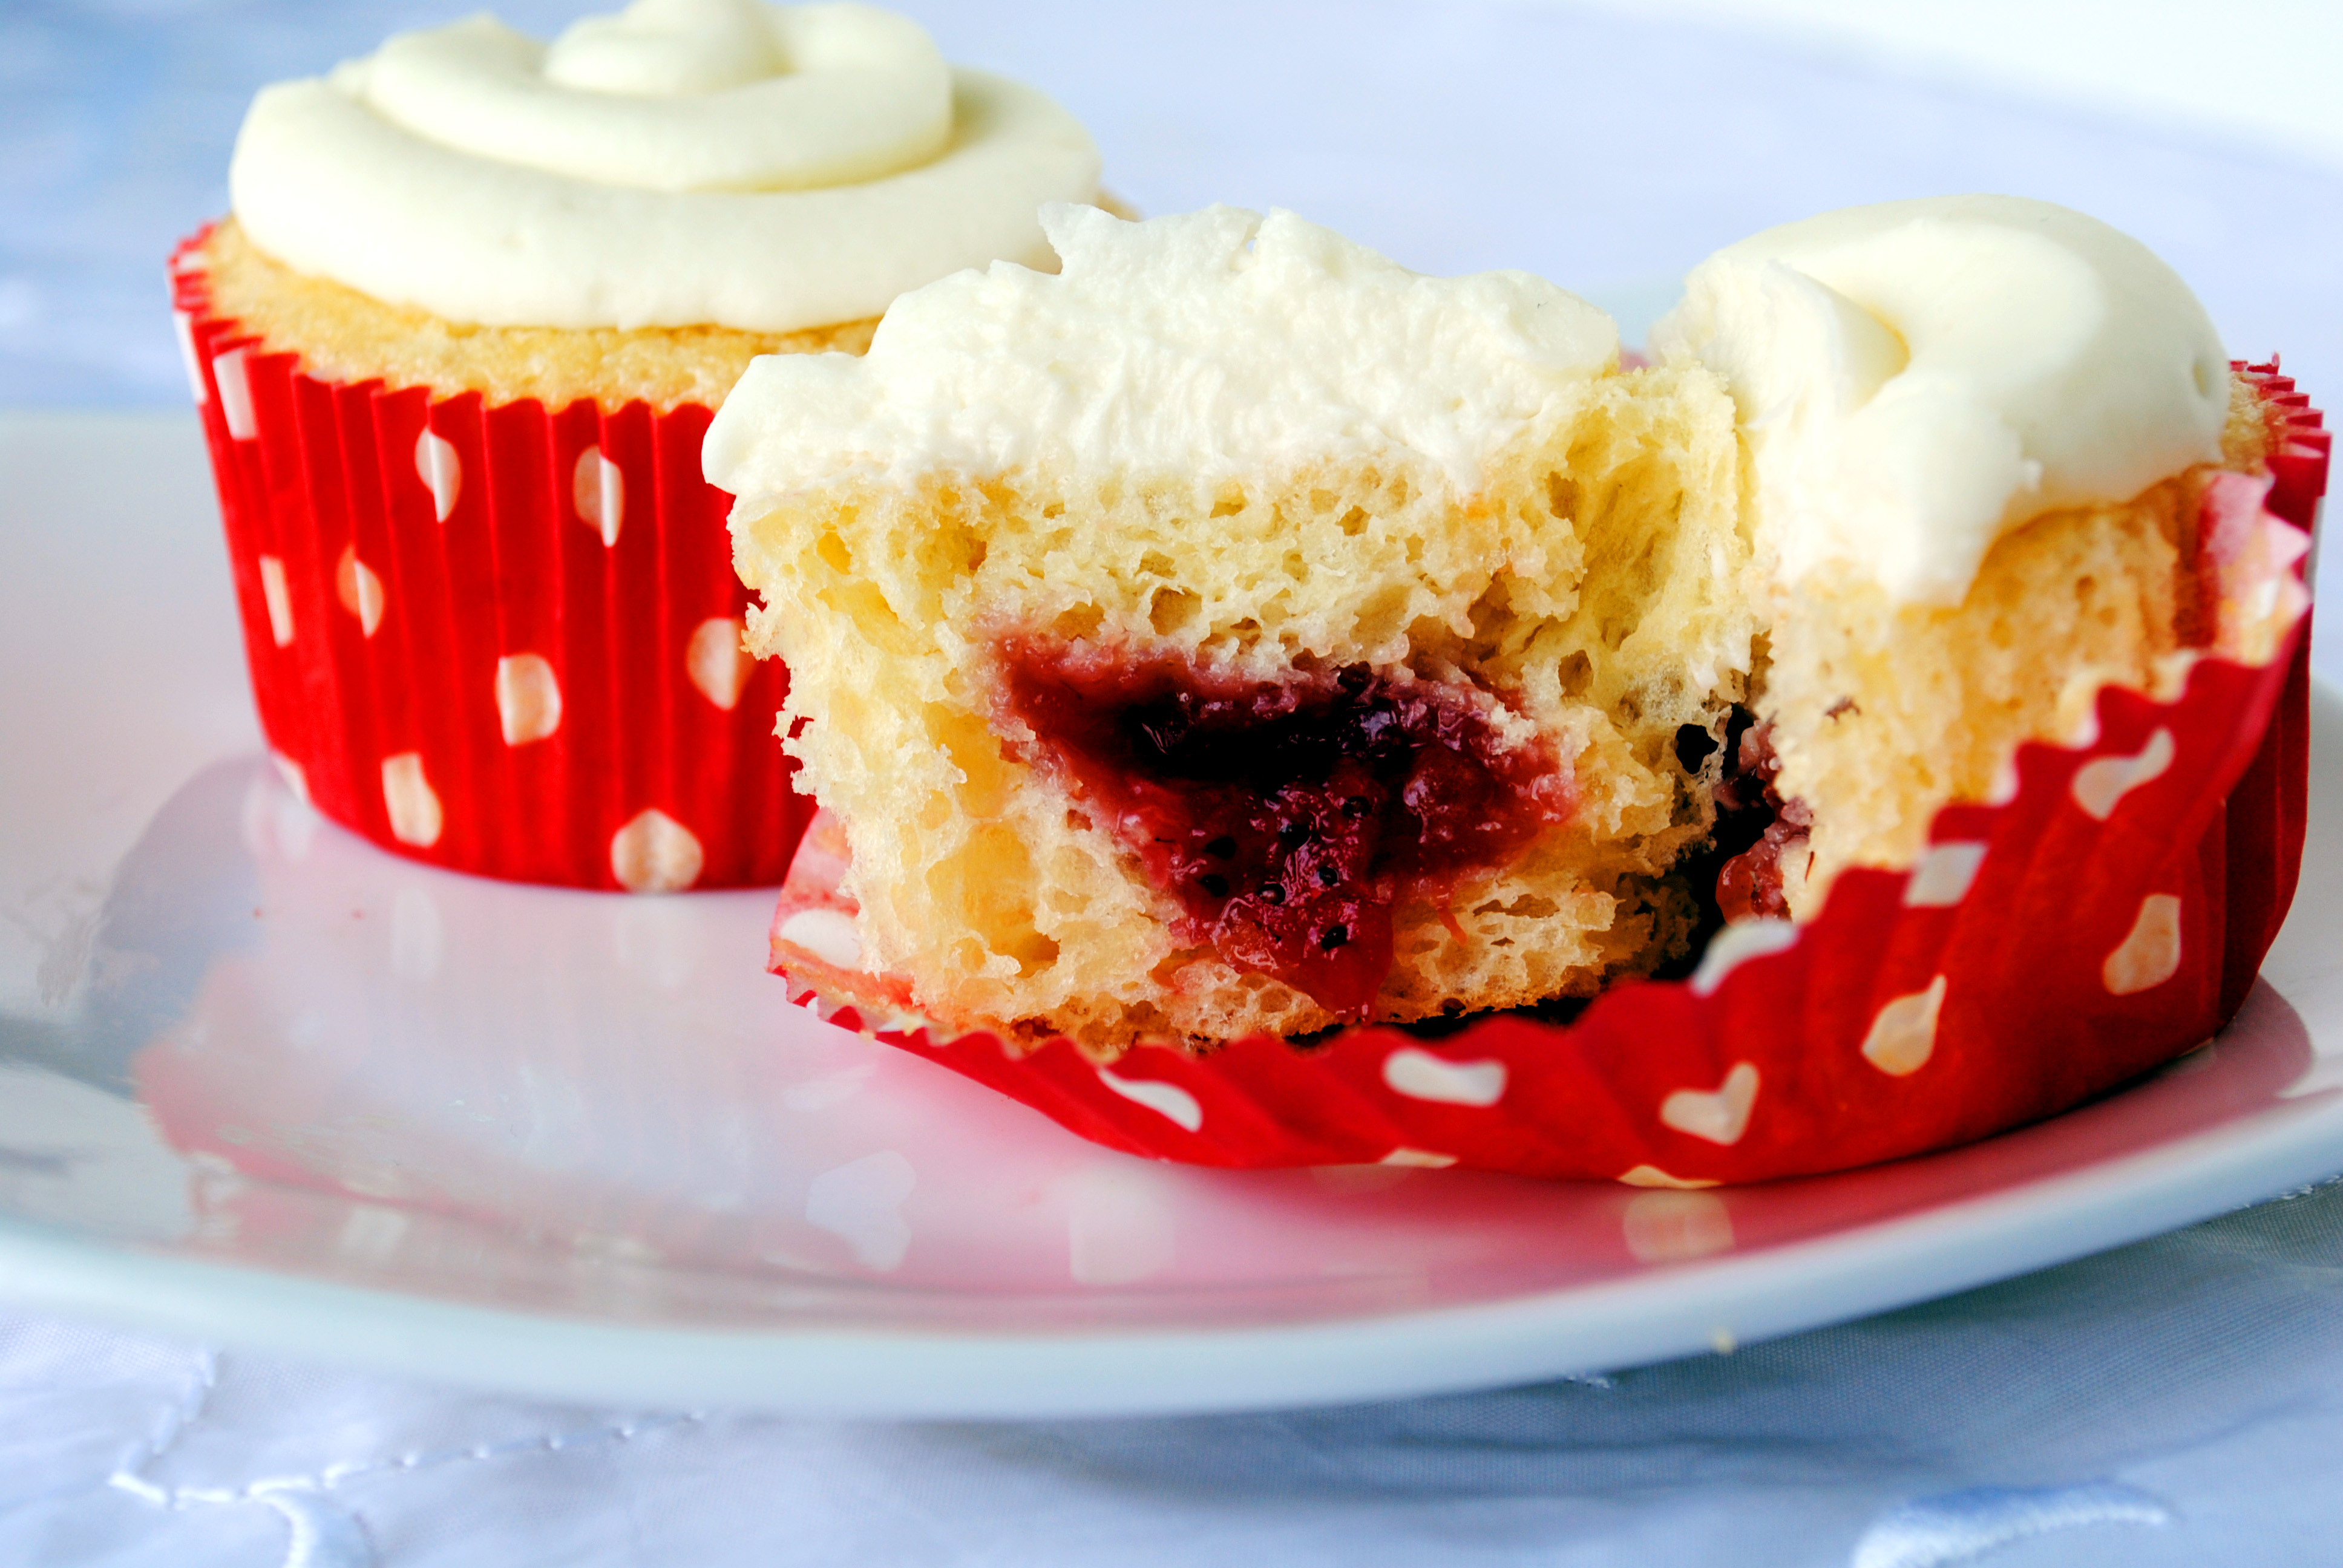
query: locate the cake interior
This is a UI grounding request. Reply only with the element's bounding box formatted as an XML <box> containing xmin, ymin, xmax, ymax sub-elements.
<box><xmin>735</xmin><ymin>363</ymin><xmax>1760</xmax><ymax>1050</ymax></box>
<box><xmin>736</xmin><ymin>358</ymin><xmax>2288</xmax><ymax>1057</ymax></box>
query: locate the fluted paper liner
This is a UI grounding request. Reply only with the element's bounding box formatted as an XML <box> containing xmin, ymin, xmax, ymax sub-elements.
<box><xmin>768</xmin><ymin>364</ymin><xmax>2328</xmax><ymax>1183</ymax></box>
<box><xmin>172</xmin><ymin>229</ymin><xmax>814</xmax><ymax>890</ymax></box>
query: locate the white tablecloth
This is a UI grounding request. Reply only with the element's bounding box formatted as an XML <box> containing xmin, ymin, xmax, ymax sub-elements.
<box><xmin>7</xmin><ymin>1174</ymin><xmax>2343</xmax><ymax>1566</ymax></box>
<box><xmin>5</xmin><ymin>2</ymin><xmax>2342</xmax><ymax>1563</ymax></box>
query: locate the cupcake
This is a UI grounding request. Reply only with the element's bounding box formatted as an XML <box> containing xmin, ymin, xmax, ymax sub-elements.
<box><xmin>715</xmin><ymin>197</ymin><xmax>2325</xmax><ymax>1183</ymax></box>
<box><xmin>172</xmin><ymin>0</ymin><xmax>1104</xmax><ymax>890</ymax></box>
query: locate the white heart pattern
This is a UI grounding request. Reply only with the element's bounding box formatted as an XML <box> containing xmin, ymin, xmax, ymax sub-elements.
<box><xmin>2103</xmin><ymin>893</ymin><xmax>2183</xmax><ymax>995</ymax></box>
<box><xmin>1660</xmin><ymin>1062</ymin><xmax>1760</xmax><ymax>1146</ymax></box>
<box><xmin>1861</xmin><ymin>975</ymin><xmax>1948</xmax><ymax>1077</ymax></box>
<box><xmin>1902</xmin><ymin>841</ymin><xmax>1987</xmax><ymax>908</ymax></box>
<box><xmin>1381</xmin><ymin>1047</ymin><xmax>1508</xmax><ymax>1106</ymax></box>
<box><xmin>1096</xmin><ymin>1068</ymin><xmax>1204</xmax><ymax>1132</ymax></box>
<box><xmin>2071</xmin><ymin>728</ymin><xmax>2174</xmax><ymax>821</ymax></box>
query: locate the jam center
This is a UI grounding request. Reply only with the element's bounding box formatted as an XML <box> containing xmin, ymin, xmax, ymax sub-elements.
<box><xmin>1001</xmin><ymin>641</ymin><xmax>1569</xmax><ymax>1021</ymax></box>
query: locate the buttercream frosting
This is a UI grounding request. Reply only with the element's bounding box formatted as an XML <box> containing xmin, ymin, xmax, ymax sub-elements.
<box><xmin>704</xmin><ymin>203</ymin><xmax>1619</xmax><ymax>498</ymax></box>
<box><xmin>229</xmin><ymin>0</ymin><xmax>1101</xmax><ymax>332</ymax></box>
<box><xmin>1652</xmin><ymin>195</ymin><xmax>2229</xmax><ymax>604</ymax></box>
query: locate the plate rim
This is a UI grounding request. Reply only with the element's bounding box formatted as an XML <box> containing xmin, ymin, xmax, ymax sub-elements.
<box><xmin>2</xmin><ymin>981</ymin><xmax>2339</xmax><ymax>1417</ymax></box>
<box><xmin>1</xmin><ymin>432</ymin><xmax>2336</xmax><ymax>1413</ymax></box>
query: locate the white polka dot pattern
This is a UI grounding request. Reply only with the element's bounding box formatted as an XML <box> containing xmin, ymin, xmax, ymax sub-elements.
<box><xmin>1381</xmin><ymin>1048</ymin><xmax>1507</xmax><ymax>1106</ymax></box>
<box><xmin>492</xmin><ymin>653</ymin><xmax>563</xmax><ymax>746</ymax></box>
<box><xmin>172</xmin><ymin>311</ymin><xmax>207</xmax><ymax>405</ymax></box>
<box><xmin>379</xmin><ymin>753</ymin><xmax>444</xmax><ymax>847</ymax></box>
<box><xmin>686</xmin><ymin>616</ymin><xmax>755</xmax><ymax>710</ymax></box>
<box><xmin>1622</xmin><ymin>1189</ymin><xmax>1735</xmax><ymax>1263</ymax></box>
<box><xmin>776</xmin><ymin>907</ymin><xmax>862</xmax><ymax>970</ymax></box>
<box><xmin>173</xmin><ymin>264</ymin><xmax>824</xmax><ymax>903</ymax></box>
<box><xmin>214</xmin><ymin>346</ymin><xmax>256</xmax><ymax>440</ymax></box>
<box><xmin>1378</xmin><ymin>1147</ymin><xmax>1457</xmax><ymax>1168</ymax></box>
<box><xmin>1861</xmin><ymin>975</ymin><xmax>1947</xmax><ymax>1076</ymax></box>
<box><xmin>2104</xmin><ymin>893</ymin><xmax>2183</xmax><ymax>995</ymax></box>
<box><xmin>1095</xmin><ymin>1068</ymin><xmax>1204</xmax><ymax>1132</ymax></box>
<box><xmin>609</xmin><ymin>808</ymin><xmax>704</xmax><ymax>893</ymax></box>
<box><xmin>257</xmin><ymin>555</ymin><xmax>295</xmax><ymax>647</ymax></box>
<box><xmin>1903</xmin><ymin>841</ymin><xmax>1987</xmax><ymax>907</ymax></box>
<box><xmin>335</xmin><ymin>547</ymin><xmax>385</xmax><ymax>636</ymax></box>
<box><xmin>415</xmin><ymin>428</ymin><xmax>460</xmax><ymax>522</ymax></box>
<box><xmin>573</xmin><ymin>445</ymin><xmax>624</xmax><ymax>547</ymax></box>
<box><xmin>1660</xmin><ymin>1062</ymin><xmax>1759</xmax><ymax>1146</ymax></box>
<box><xmin>2071</xmin><ymin>728</ymin><xmax>2175</xmax><ymax>820</ymax></box>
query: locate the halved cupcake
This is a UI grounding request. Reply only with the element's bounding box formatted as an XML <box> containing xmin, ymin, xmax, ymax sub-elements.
<box><xmin>715</xmin><ymin>197</ymin><xmax>2294</xmax><ymax>1051</ymax></box>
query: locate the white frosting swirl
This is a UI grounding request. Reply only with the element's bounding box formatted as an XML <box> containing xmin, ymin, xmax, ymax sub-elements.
<box><xmin>228</xmin><ymin>0</ymin><xmax>1101</xmax><ymax>332</ymax></box>
<box><xmin>704</xmin><ymin>204</ymin><xmax>1619</xmax><ymax>500</ymax></box>
<box><xmin>365</xmin><ymin>1</ymin><xmax>951</xmax><ymax>192</ymax></box>
<box><xmin>1653</xmin><ymin>195</ymin><xmax>2229</xmax><ymax>605</ymax></box>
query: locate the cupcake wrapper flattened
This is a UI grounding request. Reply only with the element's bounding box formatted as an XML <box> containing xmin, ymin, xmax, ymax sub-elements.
<box><xmin>172</xmin><ymin>231</ymin><xmax>812</xmax><ymax>890</ymax></box>
<box><xmin>768</xmin><ymin>364</ymin><xmax>2329</xmax><ymax>1183</ymax></box>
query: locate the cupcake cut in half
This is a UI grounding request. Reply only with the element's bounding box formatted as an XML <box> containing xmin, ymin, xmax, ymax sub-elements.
<box><xmin>712</xmin><ymin>197</ymin><xmax>2287</xmax><ymax>1053</ymax></box>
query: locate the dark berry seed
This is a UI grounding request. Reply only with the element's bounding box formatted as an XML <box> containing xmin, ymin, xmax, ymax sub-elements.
<box><xmin>1258</xmin><ymin>884</ymin><xmax>1285</xmax><ymax>905</ymax></box>
<box><xmin>1199</xmin><ymin>873</ymin><xmax>1230</xmax><ymax>898</ymax></box>
<box><xmin>1277</xmin><ymin>822</ymin><xmax>1310</xmax><ymax>846</ymax></box>
<box><xmin>1205</xmin><ymin>835</ymin><xmax>1237</xmax><ymax>858</ymax></box>
<box><xmin>1316</xmin><ymin>864</ymin><xmax>1339</xmax><ymax>886</ymax></box>
<box><xmin>1342</xmin><ymin>796</ymin><xmax>1371</xmax><ymax>818</ymax></box>
<box><xmin>1320</xmin><ymin>924</ymin><xmax>1349</xmax><ymax>950</ymax></box>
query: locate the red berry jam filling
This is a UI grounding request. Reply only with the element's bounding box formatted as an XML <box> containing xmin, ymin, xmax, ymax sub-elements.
<box><xmin>1690</xmin><ymin>711</ymin><xmax>1811</xmax><ymax>924</ymax></box>
<box><xmin>1000</xmin><ymin>641</ymin><xmax>1572</xmax><ymax>1021</ymax></box>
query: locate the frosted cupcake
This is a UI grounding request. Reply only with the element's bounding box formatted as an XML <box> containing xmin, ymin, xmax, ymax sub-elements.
<box><xmin>173</xmin><ymin>0</ymin><xmax>1103</xmax><ymax>890</ymax></box>
<box><xmin>716</xmin><ymin>198</ymin><xmax>2324</xmax><ymax>1183</ymax></box>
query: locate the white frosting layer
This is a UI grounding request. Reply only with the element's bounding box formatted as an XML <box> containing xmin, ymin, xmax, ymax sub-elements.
<box><xmin>705</xmin><ymin>204</ymin><xmax>1618</xmax><ymax>498</ymax></box>
<box><xmin>1652</xmin><ymin>195</ymin><xmax>2229</xmax><ymax>604</ymax></box>
<box><xmin>229</xmin><ymin>0</ymin><xmax>1101</xmax><ymax>332</ymax></box>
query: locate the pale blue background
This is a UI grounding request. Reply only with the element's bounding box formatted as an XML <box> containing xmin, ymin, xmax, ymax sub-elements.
<box><xmin>5</xmin><ymin>3</ymin><xmax>2343</xmax><ymax>1564</ymax></box>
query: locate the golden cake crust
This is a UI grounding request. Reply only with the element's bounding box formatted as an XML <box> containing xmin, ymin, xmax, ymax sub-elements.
<box><xmin>1764</xmin><ymin>376</ymin><xmax>2283</xmax><ymax>914</ymax></box>
<box><xmin>191</xmin><ymin>220</ymin><xmax>876</xmax><ymax>413</ymax></box>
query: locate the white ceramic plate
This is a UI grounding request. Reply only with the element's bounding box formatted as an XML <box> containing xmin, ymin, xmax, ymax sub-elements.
<box><xmin>2</xmin><ymin>411</ymin><xmax>2339</xmax><ymax>1418</ymax></box>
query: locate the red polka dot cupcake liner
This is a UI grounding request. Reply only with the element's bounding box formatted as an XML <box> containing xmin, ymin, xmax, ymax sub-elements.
<box><xmin>171</xmin><ymin>230</ymin><xmax>813</xmax><ymax>891</ymax></box>
<box><xmin>767</xmin><ymin>364</ymin><xmax>2327</xmax><ymax>1183</ymax></box>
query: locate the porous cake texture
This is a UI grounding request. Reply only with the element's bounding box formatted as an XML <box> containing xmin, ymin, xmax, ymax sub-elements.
<box><xmin>1760</xmin><ymin>387</ymin><xmax>2279</xmax><ymax>913</ymax></box>
<box><xmin>724</xmin><ymin>206</ymin><xmax>1755</xmax><ymax>1051</ymax></box>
